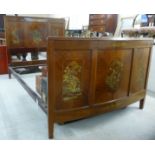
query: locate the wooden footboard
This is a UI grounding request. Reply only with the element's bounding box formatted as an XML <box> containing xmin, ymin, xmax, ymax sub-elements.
<box><xmin>47</xmin><ymin>37</ymin><xmax>153</xmax><ymax>138</ymax></box>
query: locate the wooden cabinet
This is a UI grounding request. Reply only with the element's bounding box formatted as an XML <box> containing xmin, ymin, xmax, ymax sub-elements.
<box><xmin>89</xmin><ymin>14</ymin><xmax>118</xmax><ymax>34</ymax></box>
<box><xmin>0</xmin><ymin>46</ymin><xmax>8</xmax><ymax>74</ymax></box>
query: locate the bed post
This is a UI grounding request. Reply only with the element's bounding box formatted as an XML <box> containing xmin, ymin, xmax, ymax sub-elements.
<box><xmin>139</xmin><ymin>98</ymin><xmax>145</xmax><ymax>109</ymax></box>
<box><xmin>48</xmin><ymin>115</ymin><xmax>54</xmax><ymax>139</ymax></box>
<box><xmin>8</xmin><ymin>68</ymin><xmax>12</xmax><ymax>79</ymax></box>
<box><xmin>47</xmin><ymin>40</ymin><xmax>55</xmax><ymax>139</ymax></box>
<box><xmin>139</xmin><ymin>46</ymin><xmax>152</xmax><ymax>110</ymax></box>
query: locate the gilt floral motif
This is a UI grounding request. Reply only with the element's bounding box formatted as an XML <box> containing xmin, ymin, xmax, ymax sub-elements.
<box><xmin>62</xmin><ymin>61</ymin><xmax>82</xmax><ymax>101</ymax></box>
<box><xmin>105</xmin><ymin>59</ymin><xmax>123</xmax><ymax>92</ymax></box>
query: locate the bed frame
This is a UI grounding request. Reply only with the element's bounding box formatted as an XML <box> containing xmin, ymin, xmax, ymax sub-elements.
<box><xmin>4</xmin><ymin>16</ymin><xmax>153</xmax><ymax>139</ymax></box>
<box><xmin>47</xmin><ymin>37</ymin><xmax>153</xmax><ymax>138</ymax></box>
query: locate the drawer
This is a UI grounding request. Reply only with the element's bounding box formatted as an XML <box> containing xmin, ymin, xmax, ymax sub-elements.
<box><xmin>89</xmin><ymin>26</ymin><xmax>105</xmax><ymax>32</ymax></box>
<box><xmin>89</xmin><ymin>19</ymin><xmax>105</xmax><ymax>26</ymax></box>
<box><xmin>90</xmin><ymin>14</ymin><xmax>106</xmax><ymax>19</ymax></box>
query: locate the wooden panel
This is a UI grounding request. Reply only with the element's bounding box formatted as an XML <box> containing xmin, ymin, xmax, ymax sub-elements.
<box><xmin>25</xmin><ymin>22</ymin><xmax>48</xmax><ymax>48</ymax></box>
<box><xmin>48</xmin><ymin>22</ymin><xmax>65</xmax><ymax>36</ymax></box>
<box><xmin>130</xmin><ymin>48</ymin><xmax>150</xmax><ymax>94</ymax></box>
<box><xmin>95</xmin><ymin>49</ymin><xmax>132</xmax><ymax>103</ymax></box>
<box><xmin>54</xmin><ymin>50</ymin><xmax>91</xmax><ymax>110</ymax></box>
<box><xmin>5</xmin><ymin>21</ymin><xmax>25</xmax><ymax>48</ymax></box>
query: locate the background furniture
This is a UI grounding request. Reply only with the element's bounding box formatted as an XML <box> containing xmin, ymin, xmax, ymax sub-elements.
<box><xmin>0</xmin><ymin>14</ymin><xmax>6</xmax><ymax>45</ymax></box>
<box><xmin>0</xmin><ymin>14</ymin><xmax>5</xmax><ymax>35</ymax></box>
<box><xmin>89</xmin><ymin>14</ymin><xmax>118</xmax><ymax>34</ymax></box>
<box><xmin>47</xmin><ymin>37</ymin><xmax>153</xmax><ymax>138</ymax></box>
<box><xmin>0</xmin><ymin>46</ymin><xmax>8</xmax><ymax>74</ymax></box>
<box><xmin>122</xmin><ymin>14</ymin><xmax>155</xmax><ymax>37</ymax></box>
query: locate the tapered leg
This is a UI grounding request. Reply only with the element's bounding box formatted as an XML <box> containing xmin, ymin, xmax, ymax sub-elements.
<box><xmin>8</xmin><ymin>69</ymin><xmax>11</xmax><ymax>79</ymax></box>
<box><xmin>121</xmin><ymin>106</ymin><xmax>128</xmax><ymax>109</ymax></box>
<box><xmin>139</xmin><ymin>98</ymin><xmax>145</xmax><ymax>109</ymax></box>
<box><xmin>48</xmin><ymin>119</ymin><xmax>54</xmax><ymax>139</ymax></box>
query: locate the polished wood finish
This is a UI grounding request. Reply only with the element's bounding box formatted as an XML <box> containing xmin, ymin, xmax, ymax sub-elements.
<box><xmin>4</xmin><ymin>15</ymin><xmax>65</xmax><ymax>77</ymax></box>
<box><xmin>5</xmin><ymin>16</ymin><xmax>65</xmax><ymax>48</ymax></box>
<box><xmin>47</xmin><ymin>37</ymin><xmax>153</xmax><ymax>138</ymax></box>
<box><xmin>89</xmin><ymin>14</ymin><xmax>118</xmax><ymax>34</ymax></box>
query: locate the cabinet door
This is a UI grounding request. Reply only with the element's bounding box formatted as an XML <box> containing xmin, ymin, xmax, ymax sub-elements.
<box><xmin>129</xmin><ymin>48</ymin><xmax>150</xmax><ymax>94</ymax></box>
<box><xmin>95</xmin><ymin>49</ymin><xmax>132</xmax><ymax>104</ymax></box>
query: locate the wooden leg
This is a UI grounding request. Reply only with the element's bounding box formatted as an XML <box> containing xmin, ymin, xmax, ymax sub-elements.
<box><xmin>58</xmin><ymin>122</ymin><xmax>65</xmax><ymax>125</ymax></box>
<box><xmin>139</xmin><ymin>98</ymin><xmax>145</xmax><ymax>109</ymax></box>
<box><xmin>48</xmin><ymin>121</ymin><xmax>54</xmax><ymax>139</ymax></box>
<box><xmin>8</xmin><ymin>69</ymin><xmax>12</xmax><ymax>79</ymax></box>
<box><xmin>48</xmin><ymin>113</ymin><xmax>54</xmax><ymax>139</ymax></box>
<box><xmin>121</xmin><ymin>106</ymin><xmax>128</xmax><ymax>109</ymax></box>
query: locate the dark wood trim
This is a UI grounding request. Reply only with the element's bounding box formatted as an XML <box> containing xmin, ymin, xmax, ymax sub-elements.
<box><xmin>10</xmin><ymin>60</ymin><xmax>46</xmax><ymax>67</ymax></box>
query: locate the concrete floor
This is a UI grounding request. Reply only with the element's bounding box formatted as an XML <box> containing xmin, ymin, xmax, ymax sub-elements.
<box><xmin>0</xmin><ymin>74</ymin><xmax>155</xmax><ymax>140</ymax></box>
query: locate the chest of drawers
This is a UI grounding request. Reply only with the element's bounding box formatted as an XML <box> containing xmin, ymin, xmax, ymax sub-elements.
<box><xmin>89</xmin><ymin>14</ymin><xmax>118</xmax><ymax>34</ymax></box>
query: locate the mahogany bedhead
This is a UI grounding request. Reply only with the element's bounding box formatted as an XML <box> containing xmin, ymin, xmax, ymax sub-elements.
<box><xmin>47</xmin><ymin>37</ymin><xmax>153</xmax><ymax>138</ymax></box>
<box><xmin>4</xmin><ymin>15</ymin><xmax>65</xmax><ymax>77</ymax></box>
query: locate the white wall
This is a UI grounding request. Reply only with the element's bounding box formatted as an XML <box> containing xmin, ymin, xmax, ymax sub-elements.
<box><xmin>8</xmin><ymin>14</ymin><xmax>89</xmax><ymax>29</ymax></box>
<box><xmin>49</xmin><ymin>14</ymin><xmax>89</xmax><ymax>29</ymax></box>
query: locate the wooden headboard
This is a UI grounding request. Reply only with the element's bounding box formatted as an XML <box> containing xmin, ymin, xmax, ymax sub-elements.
<box><xmin>5</xmin><ymin>15</ymin><xmax>65</xmax><ymax>48</ymax></box>
<box><xmin>4</xmin><ymin>15</ymin><xmax>65</xmax><ymax>71</ymax></box>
